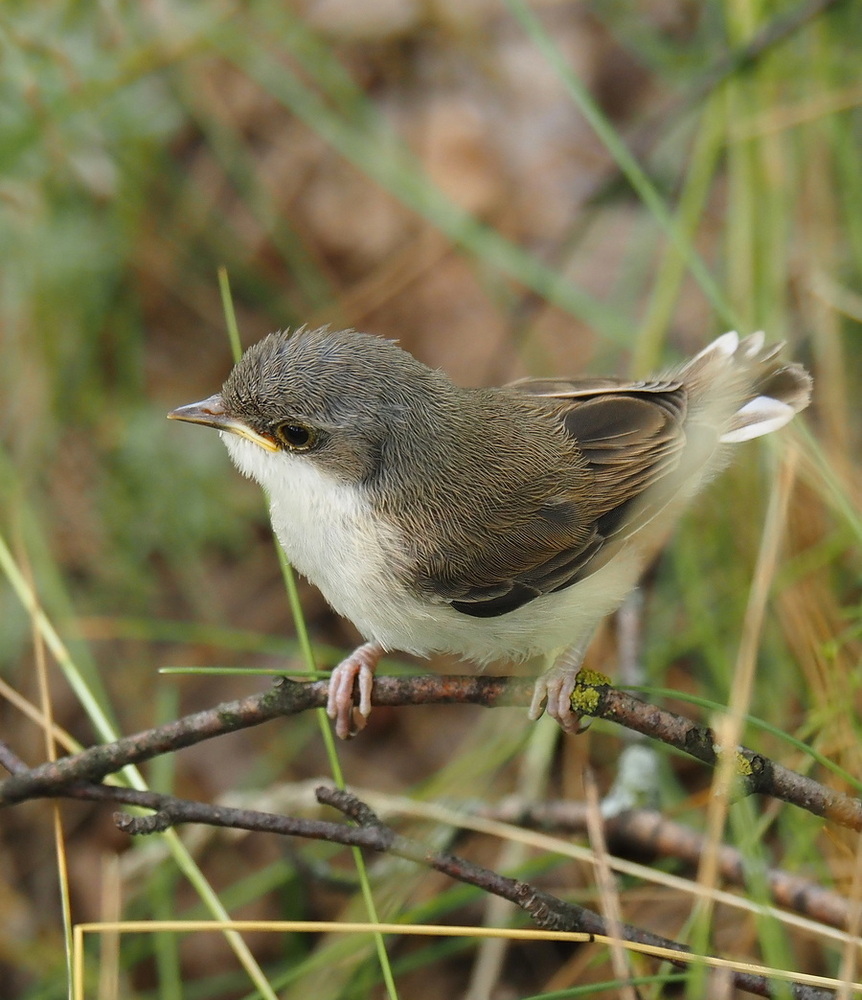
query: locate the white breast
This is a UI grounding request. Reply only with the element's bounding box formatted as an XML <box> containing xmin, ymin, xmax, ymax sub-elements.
<box><xmin>221</xmin><ymin>435</ymin><xmax>402</xmax><ymax>633</ymax></box>
<box><xmin>220</xmin><ymin>434</ymin><xmax>641</xmax><ymax>665</ymax></box>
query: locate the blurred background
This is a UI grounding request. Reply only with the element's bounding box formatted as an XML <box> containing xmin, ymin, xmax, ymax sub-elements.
<box><xmin>1</xmin><ymin>1</ymin><xmax>861</xmax><ymax>997</ymax></box>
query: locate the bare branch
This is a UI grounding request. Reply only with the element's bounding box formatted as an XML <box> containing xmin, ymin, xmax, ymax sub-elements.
<box><xmin>0</xmin><ymin>728</ymin><xmax>849</xmax><ymax>998</ymax></box>
<box><xmin>1</xmin><ymin>674</ymin><xmax>859</xmax><ymax>833</ymax></box>
<box><xmin>482</xmin><ymin>799</ymin><xmax>856</xmax><ymax>932</ymax></box>
<box><xmin>107</xmin><ymin>782</ymin><xmax>836</xmax><ymax>1000</ymax></box>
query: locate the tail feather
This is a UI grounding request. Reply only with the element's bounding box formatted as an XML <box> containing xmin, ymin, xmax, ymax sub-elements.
<box><xmin>682</xmin><ymin>331</ymin><xmax>811</xmax><ymax>445</ymax></box>
<box><xmin>720</xmin><ymin>396</ymin><xmax>798</xmax><ymax>443</ymax></box>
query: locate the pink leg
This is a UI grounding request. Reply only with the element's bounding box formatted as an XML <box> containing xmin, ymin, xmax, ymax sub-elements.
<box><xmin>528</xmin><ymin>642</ymin><xmax>590</xmax><ymax>734</ymax></box>
<box><xmin>326</xmin><ymin>641</ymin><xmax>384</xmax><ymax>739</ymax></box>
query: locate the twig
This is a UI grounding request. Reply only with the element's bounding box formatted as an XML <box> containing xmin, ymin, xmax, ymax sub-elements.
<box><xmin>107</xmin><ymin>783</ymin><xmax>836</xmax><ymax>1000</ymax></box>
<box><xmin>1</xmin><ymin>674</ymin><xmax>859</xmax><ymax>831</ymax></box>
<box><xmin>482</xmin><ymin>800</ymin><xmax>857</xmax><ymax>932</ymax></box>
<box><xmin>0</xmin><ymin>737</ymin><xmax>849</xmax><ymax>997</ymax></box>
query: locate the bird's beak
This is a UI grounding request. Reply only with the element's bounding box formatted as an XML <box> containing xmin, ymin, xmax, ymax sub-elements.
<box><xmin>167</xmin><ymin>394</ymin><xmax>279</xmax><ymax>452</ymax></box>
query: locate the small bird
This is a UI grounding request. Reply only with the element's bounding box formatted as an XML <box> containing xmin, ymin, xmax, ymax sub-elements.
<box><xmin>169</xmin><ymin>328</ymin><xmax>811</xmax><ymax>739</ymax></box>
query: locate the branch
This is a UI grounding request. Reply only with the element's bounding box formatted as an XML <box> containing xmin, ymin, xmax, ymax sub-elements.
<box><xmin>0</xmin><ymin>737</ymin><xmax>850</xmax><ymax>997</ymax></box>
<box><xmin>0</xmin><ymin>675</ymin><xmax>520</xmax><ymax>803</ymax></box>
<box><xmin>105</xmin><ymin>783</ymin><xmax>834</xmax><ymax>1000</ymax></box>
<box><xmin>1</xmin><ymin>674</ymin><xmax>859</xmax><ymax>832</ymax></box>
<box><xmin>482</xmin><ymin>799</ymin><xmax>855</xmax><ymax>932</ymax></box>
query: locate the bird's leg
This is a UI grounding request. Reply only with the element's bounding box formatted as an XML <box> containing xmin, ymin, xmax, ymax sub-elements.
<box><xmin>326</xmin><ymin>641</ymin><xmax>384</xmax><ymax>739</ymax></box>
<box><xmin>528</xmin><ymin>638</ymin><xmax>592</xmax><ymax>734</ymax></box>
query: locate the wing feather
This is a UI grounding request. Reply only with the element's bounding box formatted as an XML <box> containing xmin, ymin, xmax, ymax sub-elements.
<box><xmin>423</xmin><ymin>380</ymin><xmax>689</xmax><ymax>618</ymax></box>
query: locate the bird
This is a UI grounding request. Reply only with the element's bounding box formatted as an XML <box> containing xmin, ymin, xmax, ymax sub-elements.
<box><xmin>168</xmin><ymin>327</ymin><xmax>811</xmax><ymax>739</ymax></box>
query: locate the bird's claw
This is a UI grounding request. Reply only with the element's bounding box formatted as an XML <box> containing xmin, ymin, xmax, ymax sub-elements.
<box><xmin>529</xmin><ymin>665</ymin><xmax>589</xmax><ymax>734</ymax></box>
<box><xmin>326</xmin><ymin>642</ymin><xmax>383</xmax><ymax>739</ymax></box>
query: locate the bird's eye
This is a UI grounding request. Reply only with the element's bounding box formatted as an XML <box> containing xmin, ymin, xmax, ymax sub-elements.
<box><xmin>274</xmin><ymin>422</ymin><xmax>318</xmax><ymax>451</ymax></box>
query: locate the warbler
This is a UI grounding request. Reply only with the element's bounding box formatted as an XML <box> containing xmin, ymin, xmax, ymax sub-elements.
<box><xmin>169</xmin><ymin>328</ymin><xmax>811</xmax><ymax>738</ymax></box>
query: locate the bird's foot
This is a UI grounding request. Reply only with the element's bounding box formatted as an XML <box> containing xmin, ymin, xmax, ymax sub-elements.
<box><xmin>326</xmin><ymin>641</ymin><xmax>384</xmax><ymax>739</ymax></box>
<box><xmin>528</xmin><ymin>663</ymin><xmax>596</xmax><ymax>734</ymax></box>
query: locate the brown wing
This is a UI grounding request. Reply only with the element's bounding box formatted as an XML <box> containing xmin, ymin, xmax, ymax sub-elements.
<box><xmin>432</xmin><ymin>379</ymin><xmax>688</xmax><ymax>618</ymax></box>
<box><xmin>555</xmin><ymin>381</ymin><xmax>687</xmax><ymax>539</ymax></box>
